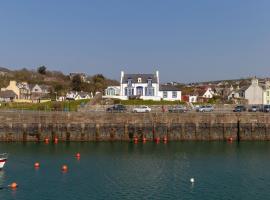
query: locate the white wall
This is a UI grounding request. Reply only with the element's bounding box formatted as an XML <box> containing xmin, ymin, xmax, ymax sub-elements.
<box><xmin>245</xmin><ymin>85</ymin><xmax>263</xmax><ymax>104</ymax></box>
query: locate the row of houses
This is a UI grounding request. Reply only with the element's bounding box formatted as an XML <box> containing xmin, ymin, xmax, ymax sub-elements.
<box><xmin>0</xmin><ymin>81</ymin><xmax>92</xmax><ymax>102</ymax></box>
<box><xmin>228</xmin><ymin>78</ymin><xmax>270</xmax><ymax>105</ymax></box>
<box><xmin>104</xmin><ymin>71</ymin><xmax>270</xmax><ymax>105</ymax></box>
<box><xmin>0</xmin><ymin>81</ymin><xmax>50</xmax><ymax>102</ymax></box>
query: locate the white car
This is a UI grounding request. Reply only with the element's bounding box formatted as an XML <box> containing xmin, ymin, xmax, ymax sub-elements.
<box><xmin>132</xmin><ymin>106</ymin><xmax>151</xmax><ymax>113</ymax></box>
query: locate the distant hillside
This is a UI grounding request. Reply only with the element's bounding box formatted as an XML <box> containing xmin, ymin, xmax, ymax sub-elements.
<box><xmin>0</xmin><ymin>66</ymin><xmax>119</xmax><ymax>96</ymax></box>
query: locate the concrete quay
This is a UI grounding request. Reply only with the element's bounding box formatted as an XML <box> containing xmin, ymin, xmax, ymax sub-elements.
<box><xmin>0</xmin><ymin>111</ymin><xmax>270</xmax><ymax>141</ymax></box>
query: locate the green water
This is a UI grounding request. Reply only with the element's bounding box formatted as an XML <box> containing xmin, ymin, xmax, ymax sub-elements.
<box><xmin>0</xmin><ymin>142</ymin><xmax>270</xmax><ymax>200</ymax></box>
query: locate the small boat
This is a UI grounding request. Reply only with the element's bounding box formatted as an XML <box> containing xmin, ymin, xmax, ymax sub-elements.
<box><xmin>0</xmin><ymin>153</ymin><xmax>8</xmax><ymax>169</ymax></box>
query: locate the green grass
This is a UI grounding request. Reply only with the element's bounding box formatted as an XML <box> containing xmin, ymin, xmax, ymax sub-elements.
<box><xmin>0</xmin><ymin>99</ymin><xmax>90</xmax><ymax>111</ymax></box>
<box><xmin>114</xmin><ymin>99</ymin><xmax>185</xmax><ymax>105</ymax></box>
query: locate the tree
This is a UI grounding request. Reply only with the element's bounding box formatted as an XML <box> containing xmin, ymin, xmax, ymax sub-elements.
<box><xmin>71</xmin><ymin>74</ymin><xmax>83</xmax><ymax>91</ymax></box>
<box><xmin>37</xmin><ymin>66</ymin><xmax>47</xmax><ymax>75</ymax></box>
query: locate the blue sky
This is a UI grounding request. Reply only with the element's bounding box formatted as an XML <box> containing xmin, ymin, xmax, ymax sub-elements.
<box><xmin>0</xmin><ymin>0</ymin><xmax>270</xmax><ymax>83</ymax></box>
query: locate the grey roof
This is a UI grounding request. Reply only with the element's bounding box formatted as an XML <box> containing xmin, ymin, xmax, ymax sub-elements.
<box><xmin>0</xmin><ymin>90</ymin><xmax>17</xmax><ymax>98</ymax></box>
<box><xmin>122</xmin><ymin>74</ymin><xmax>158</xmax><ymax>83</ymax></box>
<box><xmin>159</xmin><ymin>85</ymin><xmax>181</xmax><ymax>91</ymax></box>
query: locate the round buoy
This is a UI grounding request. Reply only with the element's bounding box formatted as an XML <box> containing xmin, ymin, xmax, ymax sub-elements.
<box><xmin>228</xmin><ymin>137</ymin><xmax>233</xmax><ymax>142</ymax></box>
<box><xmin>34</xmin><ymin>162</ymin><xmax>40</xmax><ymax>168</ymax></box>
<box><xmin>76</xmin><ymin>153</ymin><xmax>81</xmax><ymax>158</ymax></box>
<box><xmin>190</xmin><ymin>178</ymin><xmax>195</xmax><ymax>183</ymax></box>
<box><xmin>54</xmin><ymin>138</ymin><xmax>58</xmax><ymax>144</ymax></box>
<box><xmin>9</xmin><ymin>182</ymin><xmax>18</xmax><ymax>189</ymax></box>
<box><xmin>155</xmin><ymin>137</ymin><xmax>160</xmax><ymax>143</ymax></box>
<box><xmin>134</xmin><ymin>137</ymin><xmax>138</xmax><ymax>143</ymax></box>
<box><xmin>62</xmin><ymin>165</ymin><xmax>68</xmax><ymax>172</ymax></box>
<box><xmin>44</xmin><ymin>138</ymin><xmax>49</xmax><ymax>144</ymax></box>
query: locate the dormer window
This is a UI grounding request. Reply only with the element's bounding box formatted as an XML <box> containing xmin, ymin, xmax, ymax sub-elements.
<box><xmin>128</xmin><ymin>78</ymin><xmax>132</xmax><ymax>87</ymax></box>
<box><xmin>138</xmin><ymin>78</ymin><xmax>142</xmax><ymax>83</ymax></box>
<box><xmin>147</xmin><ymin>78</ymin><xmax>152</xmax><ymax>86</ymax></box>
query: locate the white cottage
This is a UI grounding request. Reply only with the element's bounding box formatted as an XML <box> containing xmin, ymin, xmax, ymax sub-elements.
<box><xmin>119</xmin><ymin>71</ymin><xmax>161</xmax><ymax>100</ymax></box>
<box><xmin>158</xmin><ymin>85</ymin><xmax>181</xmax><ymax>101</ymax></box>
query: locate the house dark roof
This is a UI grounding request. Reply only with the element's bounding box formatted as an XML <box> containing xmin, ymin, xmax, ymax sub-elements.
<box><xmin>122</xmin><ymin>74</ymin><xmax>158</xmax><ymax>83</ymax></box>
<box><xmin>159</xmin><ymin>85</ymin><xmax>180</xmax><ymax>91</ymax></box>
<box><xmin>0</xmin><ymin>90</ymin><xmax>17</xmax><ymax>98</ymax></box>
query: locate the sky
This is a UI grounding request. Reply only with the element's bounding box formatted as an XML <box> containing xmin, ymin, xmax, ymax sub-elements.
<box><xmin>0</xmin><ymin>0</ymin><xmax>270</xmax><ymax>83</ymax></box>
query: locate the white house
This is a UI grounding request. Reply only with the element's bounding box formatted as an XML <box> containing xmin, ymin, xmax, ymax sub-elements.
<box><xmin>66</xmin><ymin>91</ymin><xmax>91</xmax><ymax>100</ymax></box>
<box><xmin>104</xmin><ymin>70</ymin><xmax>182</xmax><ymax>101</ymax></box>
<box><xmin>158</xmin><ymin>85</ymin><xmax>181</xmax><ymax>101</ymax></box>
<box><xmin>200</xmin><ymin>88</ymin><xmax>215</xmax><ymax>98</ymax></box>
<box><xmin>228</xmin><ymin>78</ymin><xmax>266</xmax><ymax>105</ymax></box>
<box><xmin>244</xmin><ymin>78</ymin><xmax>263</xmax><ymax>105</ymax></box>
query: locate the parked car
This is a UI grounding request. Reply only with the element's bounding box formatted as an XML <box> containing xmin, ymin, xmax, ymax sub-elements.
<box><xmin>132</xmin><ymin>106</ymin><xmax>151</xmax><ymax>113</ymax></box>
<box><xmin>106</xmin><ymin>104</ymin><xmax>127</xmax><ymax>112</ymax></box>
<box><xmin>248</xmin><ymin>105</ymin><xmax>261</xmax><ymax>112</ymax></box>
<box><xmin>263</xmin><ymin>105</ymin><xmax>270</xmax><ymax>112</ymax></box>
<box><xmin>168</xmin><ymin>106</ymin><xmax>188</xmax><ymax>113</ymax></box>
<box><xmin>233</xmin><ymin>105</ymin><xmax>246</xmax><ymax>112</ymax></box>
<box><xmin>197</xmin><ymin>105</ymin><xmax>214</xmax><ymax>112</ymax></box>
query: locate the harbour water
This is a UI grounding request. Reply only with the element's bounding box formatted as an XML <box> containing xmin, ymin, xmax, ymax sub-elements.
<box><xmin>0</xmin><ymin>141</ymin><xmax>270</xmax><ymax>200</ymax></box>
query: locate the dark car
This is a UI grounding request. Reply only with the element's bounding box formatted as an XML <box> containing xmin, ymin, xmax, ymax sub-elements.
<box><xmin>106</xmin><ymin>104</ymin><xmax>127</xmax><ymax>112</ymax></box>
<box><xmin>263</xmin><ymin>105</ymin><xmax>270</xmax><ymax>112</ymax></box>
<box><xmin>233</xmin><ymin>105</ymin><xmax>246</xmax><ymax>112</ymax></box>
<box><xmin>168</xmin><ymin>106</ymin><xmax>188</xmax><ymax>113</ymax></box>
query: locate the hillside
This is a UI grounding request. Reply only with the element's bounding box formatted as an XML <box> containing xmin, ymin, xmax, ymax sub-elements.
<box><xmin>0</xmin><ymin>66</ymin><xmax>119</xmax><ymax>96</ymax></box>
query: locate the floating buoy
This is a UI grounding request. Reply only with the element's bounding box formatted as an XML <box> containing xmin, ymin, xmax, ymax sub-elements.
<box><xmin>62</xmin><ymin>165</ymin><xmax>68</xmax><ymax>172</ymax></box>
<box><xmin>134</xmin><ymin>137</ymin><xmax>138</xmax><ymax>143</ymax></box>
<box><xmin>163</xmin><ymin>136</ymin><xmax>168</xmax><ymax>143</ymax></box>
<box><xmin>143</xmin><ymin>137</ymin><xmax>147</xmax><ymax>143</ymax></box>
<box><xmin>9</xmin><ymin>182</ymin><xmax>18</xmax><ymax>189</ymax></box>
<box><xmin>190</xmin><ymin>178</ymin><xmax>195</xmax><ymax>183</ymax></box>
<box><xmin>54</xmin><ymin>137</ymin><xmax>58</xmax><ymax>144</ymax></box>
<box><xmin>44</xmin><ymin>138</ymin><xmax>49</xmax><ymax>144</ymax></box>
<box><xmin>228</xmin><ymin>137</ymin><xmax>233</xmax><ymax>142</ymax></box>
<box><xmin>34</xmin><ymin>162</ymin><xmax>40</xmax><ymax>168</ymax></box>
<box><xmin>76</xmin><ymin>153</ymin><xmax>81</xmax><ymax>159</ymax></box>
<box><xmin>155</xmin><ymin>137</ymin><xmax>160</xmax><ymax>143</ymax></box>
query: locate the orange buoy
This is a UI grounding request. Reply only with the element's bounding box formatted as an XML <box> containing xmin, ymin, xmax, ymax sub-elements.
<box><xmin>9</xmin><ymin>182</ymin><xmax>18</xmax><ymax>189</ymax></box>
<box><xmin>228</xmin><ymin>137</ymin><xmax>233</xmax><ymax>142</ymax></box>
<box><xmin>34</xmin><ymin>162</ymin><xmax>40</xmax><ymax>168</ymax></box>
<box><xmin>54</xmin><ymin>137</ymin><xmax>58</xmax><ymax>144</ymax></box>
<box><xmin>62</xmin><ymin>165</ymin><xmax>68</xmax><ymax>172</ymax></box>
<box><xmin>44</xmin><ymin>138</ymin><xmax>49</xmax><ymax>144</ymax></box>
<box><xmin>134</xmin><ymin>137</ymin><xmax>138</xmax><ymax>143</ymax></box>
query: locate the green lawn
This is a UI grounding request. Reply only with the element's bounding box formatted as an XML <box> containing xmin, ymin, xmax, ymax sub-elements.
<box><xmin>0</xmin><ymin>99</ymin><xmax>90</xmax><ymax>111</ymax></box>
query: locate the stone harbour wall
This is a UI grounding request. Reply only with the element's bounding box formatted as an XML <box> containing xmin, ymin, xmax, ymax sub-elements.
<box><xmin>0</xmin><ymin>111</ymin><xmax>270</xmax><ymax>141</ymax></box>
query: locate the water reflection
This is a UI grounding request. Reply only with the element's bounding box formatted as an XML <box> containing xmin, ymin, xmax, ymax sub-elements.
<box><xmin>0</xmin><ymin>170</ymin><xmax>5</xmax><ymax>186</ymax></box>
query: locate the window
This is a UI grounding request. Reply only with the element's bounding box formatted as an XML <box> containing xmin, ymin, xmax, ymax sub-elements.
<box><xmin>147</xmin><ymin>79</ymin><xmax>152</xmax><ymax>86</ymax></box>
<box><xmin>267</xmin><ymin>91</ymin><xmax>270</xmax><ymax>96</ymax></box>
<box><xmin>172</xmin><ymin>91</ymin><xmax>177</xmax><ymax>98</ymax></box>
<box><xmin>128</xmin><ymin>78</ymin><xmax>132</xmax><ymax>87</ymax></box>
<box><xmin>163</xmin><ymin>91</ymin><xmax>168</xmax><ymax>98</ymax></box>
<box><xmin>145</xmin><ymin>87</ymin><xmax>155</xmax><ymax>96</ymax></box>
<box><xmin>138</xmin><ymin>78</ymin><xmax>142</xmax><ymax>83</ymax></box>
